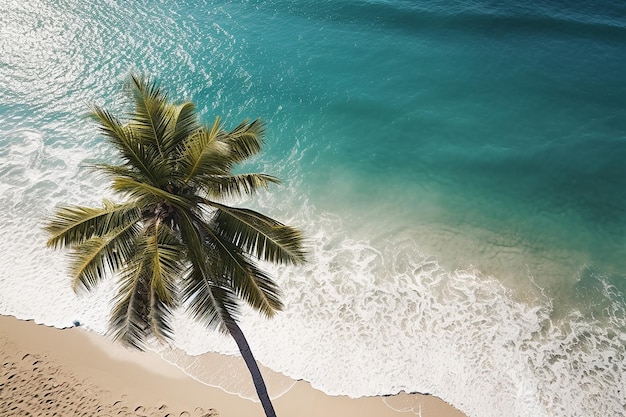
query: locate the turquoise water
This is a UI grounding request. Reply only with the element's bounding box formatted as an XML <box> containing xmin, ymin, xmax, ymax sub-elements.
<box><xmin>1</xmin><ymin>1</ymin><xmax>626</xmax><ymax>416</ymax></box>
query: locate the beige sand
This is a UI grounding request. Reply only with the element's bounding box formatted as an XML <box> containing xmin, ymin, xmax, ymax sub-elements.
<box><xmin>0</xmin><ymin>315</ymin><xmax>467</xmax><ymax>417</ymax></box>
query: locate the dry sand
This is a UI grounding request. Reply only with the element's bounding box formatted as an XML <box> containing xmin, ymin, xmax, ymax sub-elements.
<box><xmin>0</xmin><ymin>315</ymin><xmax>467</xmax><ymax>417</ymax></box>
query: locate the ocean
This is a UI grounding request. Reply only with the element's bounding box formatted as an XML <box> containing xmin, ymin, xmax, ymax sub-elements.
<box><xmin>1</xmin><ymin>0</ymin><xmax>625</xmax><ymax>415</ymax></box>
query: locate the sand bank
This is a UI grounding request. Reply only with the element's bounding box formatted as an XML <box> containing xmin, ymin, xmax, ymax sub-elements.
<box><xmin>0</xmin><ymin>315</ymin><xmax>467</xmax><ymax>417</ymax></box>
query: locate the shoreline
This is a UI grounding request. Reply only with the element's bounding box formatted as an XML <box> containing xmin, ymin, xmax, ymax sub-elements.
<box><xmin>0</xmin><ymin>314</ymin><xmax>468</xmax><ymax>416</ymax></box>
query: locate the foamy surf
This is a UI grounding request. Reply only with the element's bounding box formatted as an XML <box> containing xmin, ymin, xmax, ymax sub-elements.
<box><xmin>151</xmin><ymin>204</ymin><xmax>625</xmax><ymax>417</ymax></box>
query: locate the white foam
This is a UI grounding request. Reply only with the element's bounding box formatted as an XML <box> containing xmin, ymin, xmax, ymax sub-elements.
<box><xmin>161</xmin><ymin>200</ymin><xmax>626</xmax><ymax>417</ymax></box>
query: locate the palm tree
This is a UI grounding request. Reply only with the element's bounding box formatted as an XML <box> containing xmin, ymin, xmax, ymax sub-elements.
<box><xmin>44</xmin><ymin>75</ymin><xmax>306</xmax><ymax>417</ymax></box>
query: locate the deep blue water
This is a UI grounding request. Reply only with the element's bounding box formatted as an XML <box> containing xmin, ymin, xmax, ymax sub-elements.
<box><xmin>1</xmin><ymin>1</ymin><xmax>625</xmax><ymax>415</ymax></box>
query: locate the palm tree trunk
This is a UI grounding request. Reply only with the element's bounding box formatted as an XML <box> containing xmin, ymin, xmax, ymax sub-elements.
<box><xmin>224</xmin><ymin>320</ymin><xmax>277</xmax><ymax>417</ymax></box>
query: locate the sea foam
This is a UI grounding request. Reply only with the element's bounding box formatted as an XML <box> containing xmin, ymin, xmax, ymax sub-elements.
<box><xmin>158</xmin><ymin>197</ymin><xmax>625</xmax><ymax>417</ymax></box>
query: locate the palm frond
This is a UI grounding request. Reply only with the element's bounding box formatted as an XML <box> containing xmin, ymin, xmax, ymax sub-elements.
<box><xmin>181</xmin><ymin>265</ymin><xmax>221</xmax><ymax>329</ymax></box>
<box><xmin>148</xmin><ymin>284</ymin><xmax>177</xmax><ymax>345</ymax></box>
<box><xmin>129</xmin><ymin>75</ymin><xmax>171</xmax><ymax>158</ymax></box>
<box><xmin>147</xmin><ymin>221</ymin><xmax>183</xmax><ymax>305</ymax></box>
<box><xmin>90</xmin><ymin>164</ymin><xmax>147</xmax><ymax>184</ymax></box>
<box><xmin>68</xmin><ymin>220</ymin><xmax>141</xmax><ymax>292</ymax></box>
<box><xmin>200</xmin><ymin>173</ymin><xmax>280</xmax><ymax>198</ymax></box>
<box><xmin>218</xmin><ymin>119</ymin><xmax>265</xmax><ymax>163</ymax></box>
<box><xmin>167</xmin><ymin>101</ymin><xmax>200</xmax><ymax>155</ymax></box>
<box><xmin>177</xmin><ymin>210</ymin><xmax>240</xmax><ymax>332</ymax></box>
<box><xmin>179</xmin><ymin>118</ymin><xmax>230</xmax><ymax>184</ymax></box>
<box><xmin>181</xmin><ymin>264</ymin><xmax>238</xmax><ymax>333</ymax></box>
<box><xmin>201</xmin><ymin>223</ymin><xmax>282</xmax><ymax>317</ymax></box>
<box><xmin>91</xmin><ymin>106</ymin><xmax>163</xmax><ymax>187</ymax></box>
<box><xmin>205</xmin><ymin>201</ymin><xmax>307</xmax><ymax>265</ymax></box>
<box><xmin>111</xmin><ymin>177</ymin><xmax>191</xmax><ymax>209</ymax></box>
<box><xmin>108</xmin><ymin>256</ymin><xmax>151</xmax><ymax>350</ymax></box>
<box><xmin>143</xmin><ymin>221</ymin><xmax>184</xmax><ymax>342</ymax></box>
<box><xmin>45</xmin><ymin>200</ymin><xmax>141</xmax><ymax>249</ymax></box>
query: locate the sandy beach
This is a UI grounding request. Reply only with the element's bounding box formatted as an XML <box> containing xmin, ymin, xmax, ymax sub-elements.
<box><xmin>0</xmin><ymin>315</ymin><xmax>467</xmax><ymax>417</ymax></box>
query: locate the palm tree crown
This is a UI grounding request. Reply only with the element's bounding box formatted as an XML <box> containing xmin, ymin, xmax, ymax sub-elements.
<box><xmin>44</xmin><ymin>75</ymin><xmax>306</xmax><ymax>417</ymax></box>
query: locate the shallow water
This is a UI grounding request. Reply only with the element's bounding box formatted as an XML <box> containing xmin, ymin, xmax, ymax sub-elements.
<box><xmin>1</xmin><ymin>1</ymin><xmax>625</xmax><ymax>416</ymax></box>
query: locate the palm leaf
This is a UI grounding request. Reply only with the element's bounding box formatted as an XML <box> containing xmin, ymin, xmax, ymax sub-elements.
<box><xmin>148</xmin><ymin>283</ymin><xmax>177</xmax><ymax>344</ymax></box>
<box><xmin>181</xmin><ymin>264</ymin><xmax>239</xmax><ymax>333</ymax></box>
<box><xmin>91</xmin><ymin>106</ymin><xmax>163</xmax><ymax>187</ymax></box>
<box><xmin>218</xmin><ymin>119</ymin><xmax>265</xmax><ymax>163</ymax></box>
<box><xmin>205</xmin><ymin>201</ymin><xmax>307</xmax><ymax>265</ymax></box>
<box><xmin>143</xmin><ymin>221</ymin><xmax>184</xmax><ymax>342</ymax></box>
<box><xmin>167</xmin><ymin>101</ymin><xmax>200</xmax><ymax>155</ymax></box>
<box><xmin>108</xmin><ymin>255</ymin><xmax>151</xmax><ymax>350</ymax></box>
<box><xmin>45</xmin><ymin>200</ymin><xmax>141</xmax><ymax>249</ymax></box>
<box><xmin>68</xmin><ymin>220</ymin><xmax>141</xmax><ymax>292</ymax></box>
<box><xmin>108</xmin><ymin>223</ymin><xmax>183</xmax><ymax>348</ymax></box>
<box><xmin>147</xmin><ymin>221</ymin><xmax>183</xmax><ymax>304</ymax></box>
<box><xmin>111</xmin><ymin>177</ymin><xmax>191</xmax><ymax>209</ymax></box>
<box><xmin>196</xmin><ymin>216</ymin><xmax>282</xmax><ymax>316</ymax></box>
<box><xmin>201</xmin><ymin>173</ymin><xmax>280</xmax><ymax>198</ymax></box>
<box><xmin>129</xmin><ymin>75</ymin><xmax>171</xmax><ymax>158</ymax></box>
<box><xmin>177</xmin><ymin>210</ymin><xmax>240</xmax><ymax>332</ymax></box>
<box><xmin>181</xmin><ymin>264</ymin><xmax>222</xmax><ymax>329</ymax></box>
<box><xmin>179</xmin><ymin>118</ymin><xmax>230</xmax><ymax>184</ymax></box>
<box><xmin>90</xmin><ymin>163</ymin><xmax>148</xmax><ymax>185</ymax></box>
